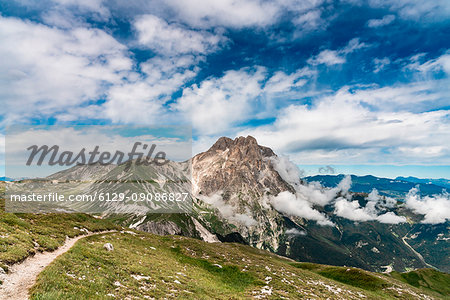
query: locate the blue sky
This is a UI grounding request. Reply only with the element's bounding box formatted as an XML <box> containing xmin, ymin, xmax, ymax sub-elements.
<box><xmin>0</xmin><ymin>0</ymin><xmax>449</xmax><ymax>178</ymax></box>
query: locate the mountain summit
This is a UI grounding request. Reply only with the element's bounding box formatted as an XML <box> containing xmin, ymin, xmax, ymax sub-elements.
<box><xmin>192</xmin><ymin>136</ymin><xmax>293</xmax><ymax>249</ymax></box>
<box><xmin>193</xmin><ymin>136</ymin><xmax>291</xmax><ymax>197</ymax></box>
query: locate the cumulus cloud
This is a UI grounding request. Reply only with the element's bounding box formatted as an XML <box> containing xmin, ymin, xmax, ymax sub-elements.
<box><xmin>173</xmin><ymin>66</ymin><xmax>314</xmax><ymax>135</ymax></box>
<box><xmin>134</xmin><ymin>15</ymin><xmax>225</xmax><ymax>55</ymax></box>
<box><xmin>334</xmin><ymin>198</ymin><xmax>375</xmax><ymax>222</ymax></box>
<box><xmin>269</xmin><ymin>156</ymin><xmax>353</xmax><ymax>225</ymax></box>
<box><xmin>199</xmin><ymin>193</ymin><xmax>257</xmax><ymax>227</ymax></box>
<box><xmin>0</xmin><ymin>16</ymin><xmax>132</xmax><ymax>124</ymax></box>
<box><xmin>160</xmin><ymin>0</ymin><xmax>327</xmax><ymax>30</ymax></box>
<box><xmin>405</xmin><ymin>188</ymin><xmax>450</xmax><ymax>224</ymax></box>
<box><xmin>367</xmin><ymin>15</ymin><xmax>395</xmax><ymax>28</ymax></box>
<box><xmin>270</xmin><ymin>156</ymin><xmax>351</xmax><ymax>205</ymax></box>
<box><xmin>174</xmin><ymin>67</ymin><xmax>265</xmax><ymax>135</ymax></box>
<box><xmin>269</xmin><ymin>156</ymin><xmax>304</xmax><ymax>187</ymax></box>
<box><xmin>269</xmin><ymin>155</ymin><xmax>405</xmax><ymax>224</ymax></box>
<box><xmin>376</xmin><ymin>212</ymin><xmax>407</xmax><ymax>224</ymax></box>
<box><xmin>270</xmin><ymin>191</ymin><xmax>334</xmax><ymax>226</ymax></box>
<box><xmin>334</xmin><ymin>189</ymin><xmax>405</xmax><ymax>224</ymax></box>
<box><xmin>308</xmin><ymin>50</ymin><xmax>345</xmax><ymax>66</ymax></box>
<box><xmin>104</xmin><ymin>55</ymin><xmax>199</xmax><ymax>124</ymax></box>
<box><xmin>240</xmin><ymin>82</ymin><xmax>450</xmax><ymax>165</ymax></box>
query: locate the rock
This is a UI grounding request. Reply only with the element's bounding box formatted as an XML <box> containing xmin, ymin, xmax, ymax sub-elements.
<box><xmin>137</xmin><ymin>221</ymin><xmax>182</xmax><ymax>236</ymax></box>
<box><xmin>103</xmin><ymin>243</ymin><xmax>114</xmax><ymax>251</ymax></box>
<box><xmin>0</xmin><ymin>267</ymin><xmax>6</xmax><ymax>275</ymax></box>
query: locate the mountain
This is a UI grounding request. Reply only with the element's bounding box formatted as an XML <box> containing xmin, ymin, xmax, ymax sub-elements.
<box><xmin>8</xmin><ymin>136</ymin><xmax>450</xmax><ymax>274</ymax></box>
<box><xmin>132</xmin><ymin>136</ymin><xmax>449</xmax><ymax>273</ymax></box>
<box><xmin>304</xmin><ymin>174</ymin><xmax>447</xmax><ymax>199</ymax></box>
<box><xmin>4</xmin><ymin>177</ymin><xmax>449</xmax><ymax>299</ymax></box>
<box><xmin>396</xmin><ymin>176</ymin><xmax>450</xmax><ymax>190</ymax></box>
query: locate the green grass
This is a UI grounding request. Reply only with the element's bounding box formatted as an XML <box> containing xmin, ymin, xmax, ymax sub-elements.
<box><xmin>389</xmin><ymin>268</ymin><xmax>450</xmax><ymax>297</ymax></box>
<box><xmin>30</xmin><ymin>232</ymin><xmax>259</xmax><ymax>299</ymax></box>
<box><xmin>291</xmin><ymin>262</ymin><xmax>388</xmax><ymax>291</ymax></box>
<box><xmin>169</xmin><ymin>245</ymin><xmax>257</xmax><ymax>291</ymax></box>
<box><xmin>29</xmin><ymin>231</ymin><xmax>440</xmax><ymax>299</ymax></box>
<box><xmin>0</xmin><ymin>190</ymin><xmax>119</xmax><ymax>269</ymax></box>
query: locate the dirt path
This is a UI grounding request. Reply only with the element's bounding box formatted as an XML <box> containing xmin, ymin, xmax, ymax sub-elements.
<box><xmin>0</xmin><ymin>231</ymin><xmax>115</xmax><ymax>300</ymax></box>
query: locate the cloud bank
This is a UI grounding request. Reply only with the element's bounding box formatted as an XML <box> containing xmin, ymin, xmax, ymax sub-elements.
<box><xmin>269</xmin><ymin>156</ymin><xmax>409</xmax><ymax>225</ymax></box>
<box><xmin>405</xmin><ymin>188</ymin><xmax>450</xmax><ymax>224</ymax></box>
<box><xmin>199</xmin><ymin>193</ymin><xmax>257</xmax><ymax>227</ymax></box>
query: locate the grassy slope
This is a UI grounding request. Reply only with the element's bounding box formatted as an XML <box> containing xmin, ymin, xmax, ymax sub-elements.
<box><xmin>0</xmin><ymin>185</ymin><xmax>119</xmax><ymax>273</ymax></box>
<box><xmin>30</xmin><ymin>230</ymin><xmax>444</xmax><ymax>300</ymax></box>
<box><xmin>389</xmin><ymin>269</ymin><xmax>450</xmax><ymax>298</ymax></box>
<box><xmin>1</xmin><ymin>183</ymin><xmax>448</xmax><ymax>299</ymax></box>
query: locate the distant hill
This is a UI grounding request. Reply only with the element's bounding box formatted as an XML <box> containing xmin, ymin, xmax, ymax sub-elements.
<box><xmin>396</xmin><ymin>176</ymin><xmax>450</xmax><ymax>190</ymax></box>
<box><xmin>303</xmin><ymin>174</ymin><xmax>447</xmax><ymax>199</ymax></box>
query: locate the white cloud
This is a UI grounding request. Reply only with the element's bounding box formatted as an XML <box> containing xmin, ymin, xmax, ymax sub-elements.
<box><xmin>341</xmin><ymin>38</ymin><xmax>368</xmax><ymax>54</ymax></box>
<box><xmin>0</xmin><ymin>16</ymin><xmax>132</xmax><ymax>124</ymax></box>
<box><xmin>104</xmin><ymin>55</ymin><xmax>199</xmax><ymax>124</ymax></box>
<box><xmin>373</xmin><ymin>57</ymin><xmax>390</xmax><ymax>73</ymax></box>
<box><xmin>334</xmin><ymin>198</ymin><xmax>374</xmax><ymax>221</ymax></box>
<box><xmin>367</xmin><ymin>0</ymin><xmax>450</xmax><ymax>22</ymax></box>
<box><xmin>199</xmin><ymin>193</ymin><xmax>257</xmax><ymax>227</ymax></box>
<box><xmin>266</xmin><ymin>161</ymin><xmax>405</xmax><ymax>224</ymax></box>
<box><xmin>240</xmin><ymin>83</ymin><xmax>450</xmax><ymax>165</ymax></box>
<box><xmin>270</xmin><ymin>191</ymin><xmax>334</xmax><ymax>226</ymax></box>
<box><xmin>163</xmin><ymin>0</ymin><xmax>280</xmax><ymax>28</ymax></box>
<box><xmin>334</xmin><ymin>189</ymin><xmax>405</xmax><ymax>224</ymax></box>
<box><xmin>308</xmin><ymin>50</ymin><xmax>345</xmax><ymax>66</ymax></box>
<box><xmin>285</xmin><ymin>228</ymin><xmax>307</xmax><ymax>236</ymax></box>
<box><xmin>292</xmin><ymin>9</ymin><xmax>326</xmax><ymax>32</ymax></box>
<box><xmin>376</xmin><ymin>212</ymin><xmax>406</xmax><ymax>224</ymax></box>
<box><xmin>308</xmin><ymin>38</ymin><xmax>368</xmax><ymax>66</ymax></box>
<box><xmin>271</xmin><ymin>156</ymin><xmax>352</xmax><ymax>205</ymax></box>
<box><xmin>134</xmin><ymin>15</ymin><xmax>225</xmax><ymax>55</ymax></box>
<box><xmin>263</xmin><ymin>68</ymin><xmax>312</xmax><ymax>93</ymax></box>
<box><xmin>174</xmin><ymin>67</ymin><xmax>265</xmax><ymax>135</ymax></box>
<box><xmin>367</xmin><ymin>15</ymin><xmax>395</xmax><ymax>28</ymax></box>
<box><xmin>405</xmin><ymin>53</ymin><xmax>450</xmax><ymax>76</ymax></box>
<box><xmin>269</xmin><ymin>156</ymin><xmax>304</xmax><ymax>186</ymax></box>
<box><xmin>161</xmin><ymin>0</ymin><xmax>327</xmax><ymax>30</ymax></box>
<box><xmin>268</xmin><ymin>157</ymin><xmax>353</xmax><ymax>225</ymax></box>
<box><xmin>405</xmin><ymin>188</ymin><xmax>450</xmax><ymax>224</ymax></box>
<box><xmin>174</xmin><ymin>66</ymin><xmax>313</xmax><ymax>135</ymax></box>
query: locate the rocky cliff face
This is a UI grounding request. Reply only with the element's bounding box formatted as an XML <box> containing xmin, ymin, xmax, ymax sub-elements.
<box><xmin>192</xmin><ymin>136</ymin><xmax>292</xmax><ymax>196</ymax></box>
<box><xmin>191</xmin><ymin>136</ymin><xmax>294</xmax><ymax>251</ymax></box>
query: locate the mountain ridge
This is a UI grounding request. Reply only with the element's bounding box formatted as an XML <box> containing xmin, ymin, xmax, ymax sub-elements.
<box><xmin>8</xmin><ymin>136</ymin><xmax>450</xmax><ymax>273</ymax></box>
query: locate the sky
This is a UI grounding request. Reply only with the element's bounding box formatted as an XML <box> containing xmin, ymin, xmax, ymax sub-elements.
<box><xmin>0</xmin><ymin>0</ymin><xmax>449</xmax><ymax>178</ymax></box>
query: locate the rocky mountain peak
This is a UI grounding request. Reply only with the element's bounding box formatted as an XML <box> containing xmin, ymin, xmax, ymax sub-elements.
<box><xmin>192</xmin><ymin>136</ymin><xmax>291</xmax><ymax>198</ymax></box>
<box><xmin>206</xmin><ymin>136</ymin><xmax>275</xmax><ymax>158</ymax></box>
<box><xmin>192</xmin><ymin>135</ymin><xmax>294</xmax><ymax>250</ymax></box>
